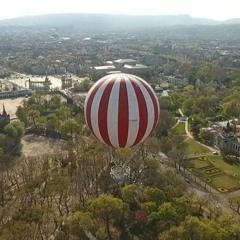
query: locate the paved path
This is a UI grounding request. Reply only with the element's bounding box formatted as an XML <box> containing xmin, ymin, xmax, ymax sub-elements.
<box><xmin>184</xmin><ymin>120</ymin><xmax>220</xmax><ymax>153</ymax></box>
<box><xmin>178</xmin><ymin>108</ymin><xmax>184</xmax><ymax>117</ymax></box>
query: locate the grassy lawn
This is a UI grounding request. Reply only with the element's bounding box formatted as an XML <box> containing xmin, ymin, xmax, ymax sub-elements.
<box><xmin>207</xmin><ymin>156</ymin><xmax>240</xmax><ymax>177</ymax></box>
<box><xmin>185</xmin><ymin>155</ymin><xmax>240</xmax><ymax>192</ymax></box>
<box><xmin>188</xmin><ymin>158</ymin><xmax>212</xmax><ymax>169</ymax></box>
<box><xmin>172</xmin><ymin>122</ymin><xmax>186</xmax><ymax>135</ymax></box>
<box><xmin>210</xmin><ymin>174</ymin><xmax>240</xmax><ymax>191</ymax></box>
<box><xmin>184</xmin><ymin>138</ymin><xmax>211</xmax><ymax>155</ymax></box>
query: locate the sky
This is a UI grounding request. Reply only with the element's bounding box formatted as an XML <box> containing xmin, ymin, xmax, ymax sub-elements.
<box><xmin>0</xmin><ymin>0</ymin><xmax>239</xmax><ymax>21</ymax></box>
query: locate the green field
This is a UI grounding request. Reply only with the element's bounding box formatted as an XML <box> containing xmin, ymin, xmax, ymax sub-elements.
<box><xmin>185</xmin><ymin>156</ymin><xmax>240</xmax><ymax>192</ymax></box>
<box><xmin>172</xmin><ymin>122</ymin><xmax>186</xmax><ymax>135</ymax></box>
<box><xmin>185</xmin><ymin>138</ymin><xmax>211</xmax><ymax>155</ymax></box>
<box><xmin>207</xmin><ymin>156</ymin><xmax>240</xmax><ymax>176</ymax></box>
<box><xmin>211</xmin><ymin>174</ymin><xmax>240</xmax><ymax>191</ymax></box>
<box><xmin>171</xmin><ymin>118</ymin><xmax>240</xmax><ymax>192</ymax></box>
<box><xmin>188</xmin><ymin>158</ymin><xmax>212</xmax><ymax>169</ymax></box>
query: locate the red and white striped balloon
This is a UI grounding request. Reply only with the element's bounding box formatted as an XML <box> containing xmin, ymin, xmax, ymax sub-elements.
<box><xmin>84</xmin><ymin>73</ymin><xmax>160</xmax><ymax>148</ymax></box>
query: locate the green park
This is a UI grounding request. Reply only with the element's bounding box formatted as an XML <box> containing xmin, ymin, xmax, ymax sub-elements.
<box><xmin>187</xmin><ymin>156</ymin><xmax>240</xmax><ymax>192</ymax></box>
<box><xmin>172</xmin><ymin>121</ymin><xmax>240</xmax><ymax>192</ymax></box>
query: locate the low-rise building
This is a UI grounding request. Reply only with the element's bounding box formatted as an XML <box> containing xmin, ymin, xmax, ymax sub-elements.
<box><xmin>167</xmin><ymin>76</ymin><xmax>188</xmax><ymax>86</ymax></box>
<box><xmin>123</xmin><ymin>64</ymin><xmax>149</xmax><ymax>75</ymax></box>
<box><xmin>112</xmin><ymin>59</ymin><xmax>137</xmax><ymax>68</ymax></box>
<box><xmin>93</xmin><ymin>65</ymin><xmax>116</xmax><ymax>73</ymax></box>
<box><xmin>215</xmin><ymin>123</ymin><xmax>240</xmax><ymax>156</ymax></box>
<box><xmin>0</xmin><ymin>89</ymin><xmax>32</xmax><ymax>98</ymax></box>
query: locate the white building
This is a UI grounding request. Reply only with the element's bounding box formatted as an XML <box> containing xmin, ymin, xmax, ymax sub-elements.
<box><xmin>123</xmin><ymin>64</ymin><xmax>149</xmax><ymax>74</ymax></box>
<box><xmin>167</xmin><ymin>76</ymin><xmax>188</xmax><ymax>86</ymax></box>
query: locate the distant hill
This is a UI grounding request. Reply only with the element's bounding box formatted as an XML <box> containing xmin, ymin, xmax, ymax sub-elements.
<box><xmin>0</xmin><ymin>13</ymin><xmax>222</xmax><ymax>30</ymax></box>
<box><xmin>1</xmin><ymin>13</ymin><xmax>240</xmax><ymax>38</ymax></box>
<box><xmin>224</xmin><ymin>18</ymin><xmax>240</xmax><ymax>24</ymax></box>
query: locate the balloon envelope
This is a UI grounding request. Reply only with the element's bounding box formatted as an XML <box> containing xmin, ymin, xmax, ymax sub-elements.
<box><xmin>84</xmin><ymin>73</ymin><xmax>160</xmax><ymax>148</ymax></box>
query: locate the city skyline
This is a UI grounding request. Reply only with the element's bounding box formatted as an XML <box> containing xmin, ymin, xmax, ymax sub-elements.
<box><xmin>0</xmin><ymin>0</ymin><xmax>240</xmax><ymax>21</ymax></box>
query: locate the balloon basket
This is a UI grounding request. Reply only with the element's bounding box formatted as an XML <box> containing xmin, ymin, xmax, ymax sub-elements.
<box><xmin>110</xmin><ymin>165</ymin><xmax>130</xmax><ymax>185</ymax></box>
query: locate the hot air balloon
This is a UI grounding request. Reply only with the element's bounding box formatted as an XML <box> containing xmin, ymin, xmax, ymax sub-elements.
<box><xmin>84</xmin><ymin>73</ymin><xmax>159</xmax><ymax>148</ymax></box>
<box><xmin>84</xmin><ymin>73</ymin><xmax>160</xmax><ymax>183</ymax></box>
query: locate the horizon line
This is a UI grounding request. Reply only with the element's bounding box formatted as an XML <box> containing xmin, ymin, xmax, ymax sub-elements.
<box><xmin>0</xmin><ymin>12</ymin><xmax>237</xmax><ymax>22</ymax></box>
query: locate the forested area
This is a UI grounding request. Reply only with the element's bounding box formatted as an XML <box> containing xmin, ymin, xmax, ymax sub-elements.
<box><xmin>0</xmin><ymin>121</ymin><xmax>24</xmax><ymax>157</ymax></box>
<box><xmin>1</xmin><ymin>140</ymin><xmax>240</xmax><ymax>240</ymax></box>
<box><xmin>0</xmin><ymin>93</ymin><xmax>238</xmax><ymax>240</ymax></box>
<box><xmin>16</xmin><ymin>94</ymin><xmax>84</xmax><ymax>139</ymax></box>
<box><xmin>156</xmin><ymin>61</ymin><xmax>240</xmax><ymax>143</ymax></box>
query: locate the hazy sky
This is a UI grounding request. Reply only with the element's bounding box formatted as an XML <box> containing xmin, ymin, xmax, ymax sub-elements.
<box><xmin>1</xmin><ymin>0</ymin><xmax>240</xmax><ymax>21</ymax></box>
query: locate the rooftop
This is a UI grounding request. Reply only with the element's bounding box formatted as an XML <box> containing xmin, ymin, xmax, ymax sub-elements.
<box><xmin>123</xmin><ymin>64</ymin><xmax>148</xmax><ymax>69</ymax></box>
<box><xmin>94</xmin><ymin>65</ymin><xmax>116</xmax><ymax>70</ymax></box>
<box><xmin>107</xmin><ymin>71</ymin><xmax>122</xmax><ymax>74</ymax></box>
<box><xmin>113</xmin><ymin>59</ymin><xmax>137</xmax><ymax>64</ymax></box>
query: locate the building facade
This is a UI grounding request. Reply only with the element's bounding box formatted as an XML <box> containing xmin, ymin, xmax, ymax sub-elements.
<box><xmin>215</xmin><ymin>123</ymin><xmax>240</xmax><ymax>156</ymax></box>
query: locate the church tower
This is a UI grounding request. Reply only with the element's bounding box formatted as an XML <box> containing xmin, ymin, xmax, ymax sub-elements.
<box><xmin>0</xmin><ymin>104</ymin><xmax>10</xmax><ymax>130</ymax></box>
